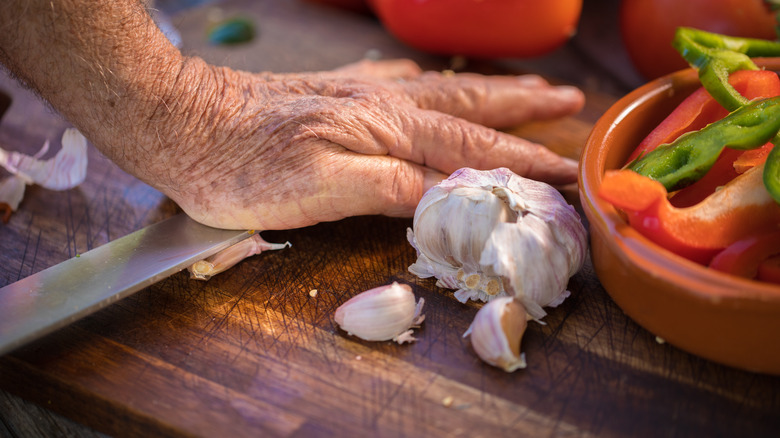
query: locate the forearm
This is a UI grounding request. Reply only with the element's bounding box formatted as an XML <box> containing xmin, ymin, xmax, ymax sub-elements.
<box><xmin>0</xmin><ymin>0</ymin><xmax>205</xmax><ymax>190</ymax></box>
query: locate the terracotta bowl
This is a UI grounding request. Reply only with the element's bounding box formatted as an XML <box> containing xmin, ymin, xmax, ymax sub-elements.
<box><xmin>578</xmin><ymin>58</ymin><xmax>780</xmax><ymax>375</ymax></box>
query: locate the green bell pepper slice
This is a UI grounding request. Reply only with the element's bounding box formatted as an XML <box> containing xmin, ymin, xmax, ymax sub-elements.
<box><xmin>628</xmin><ymin>96</ymin><xmax>780</xmax><ymax>191</ymax></box>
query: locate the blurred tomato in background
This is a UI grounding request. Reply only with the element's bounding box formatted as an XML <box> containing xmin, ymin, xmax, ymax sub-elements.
<box><xmin>303</xmin><ymin>0</ymin><xmax>372</xmax><ymax>14</ymax></box>
<box><xmin>369</xmin><ymin>0</ymin><xmax>583</xmax><ymax>59</ymax></box>
<box><xmin>620</xmin><ymin>0</ymin><xmax>778</xmax><ymax>80</ymax></box>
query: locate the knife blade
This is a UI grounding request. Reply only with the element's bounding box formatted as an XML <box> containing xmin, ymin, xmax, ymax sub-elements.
<box><xmin>0</xmin><ymin>213</ymin><xmax>251</xmax><ymax>355</ymax></box>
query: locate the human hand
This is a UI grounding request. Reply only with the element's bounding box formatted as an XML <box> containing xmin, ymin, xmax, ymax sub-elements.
<box><xmin>0</xmin><ymin>0</ymin><xmax>583</xmax><ymax>232</ymax></box>
<box><xmin>147</xmin><ymin>58</ymin><xmax>585</xmax><ymax>231</ymax></box>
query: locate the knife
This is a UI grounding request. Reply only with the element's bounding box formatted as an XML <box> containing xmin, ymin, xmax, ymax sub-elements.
<box><xmin>0</xmin><ymin>213</ymin><xmax>251</xmax><ymax>355</ymax></box>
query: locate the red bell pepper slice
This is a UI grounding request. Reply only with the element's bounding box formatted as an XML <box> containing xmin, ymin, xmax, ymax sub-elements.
<box><xmin>626</xmin><ymin>70</ymin><xmax>780</xmax><ymax>208</ymax></box>
<box><xmin>757</xmin><ymin>255</ymin><xmax>780</xmax><ymax>285</ymax></box>
<box><xmin>599</xmin><ymin>166</ymin><xmax>780</xmax><ymax>265</ymax></box>
<box><xmin>709</xmin><ymin>231</ymin><xmax>780</xmax><ymax>279</ymax></box>
<box><xmin>733</xmin><ymin>142</ymin><xmax>774</xmax><ymax>174</ymax></box>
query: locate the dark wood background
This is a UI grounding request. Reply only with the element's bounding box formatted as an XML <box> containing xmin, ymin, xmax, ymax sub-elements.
<box><xmin>1</xmin><ymin>0</ymin><xmax>779</xmax><ymax>437</ymax></box>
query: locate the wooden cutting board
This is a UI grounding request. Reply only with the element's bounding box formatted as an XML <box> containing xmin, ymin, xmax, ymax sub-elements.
<box><xmin>1</xmin><ymin>1</ymin><xmax>779</xmax><ymax>437</ymax></box>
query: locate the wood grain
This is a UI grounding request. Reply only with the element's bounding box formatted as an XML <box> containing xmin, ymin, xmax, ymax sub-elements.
<box><xmin>1</xmin><ymin>0</ymin><xmax>779</xmax><ymax>437</ymax></box>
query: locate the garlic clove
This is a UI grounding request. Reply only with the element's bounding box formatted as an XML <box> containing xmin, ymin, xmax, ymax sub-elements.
<box><xmin>481</xmin><ymin>184</ymin><xmax>586</xmax><ymax>319</ymax></box>
<box><xmin>481</xmin><ymin>214</ymin><xmax>573</xmax><ymax>320</ymax></box>
<box><xmin>188</xmin><ymin>233</ymin><xmax>290</xmax><ymax>280</ymax></box>
<box><xmin>334</xmin><ymin>282</ymin><xmax>424</xmax><ymax>344</ymax></box>
<box><xmin>464</xmin><ymin>296</ymin><xmax>528</xmax><ymax>372</ymax></box>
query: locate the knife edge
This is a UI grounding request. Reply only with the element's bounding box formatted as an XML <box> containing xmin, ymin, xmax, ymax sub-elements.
<box><xmin>0</xmin><ymin>213</ymin><xmax>251</xmax><ymax>355</ymax></box>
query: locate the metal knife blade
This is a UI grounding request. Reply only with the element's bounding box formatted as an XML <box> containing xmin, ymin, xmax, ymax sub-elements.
<box><xmin>0</xmin><ymin>213</ymin><xmax>251</xmax><ymax>355</ymax></box>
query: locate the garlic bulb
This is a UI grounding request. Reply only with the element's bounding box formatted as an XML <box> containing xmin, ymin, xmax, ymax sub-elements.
<box><xmin>464</xmin><ymin>296</ymin><xmax>528</xmax><ymax>372</ymax></box>
<box><xmin>407</xmin><ymin>167</ymin><xmax>587</xmax><ymax>320</ymax></box>
<box><xmin>334</xmin><ymin>282</ymin><xmax>425</xmax><ymax>344</ymax></box>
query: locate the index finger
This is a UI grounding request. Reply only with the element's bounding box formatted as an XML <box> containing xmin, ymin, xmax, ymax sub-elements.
<box><xmin>400</xmin><ymin>73</ymin><xmax>585</xmax><ymax>129</ymax></box>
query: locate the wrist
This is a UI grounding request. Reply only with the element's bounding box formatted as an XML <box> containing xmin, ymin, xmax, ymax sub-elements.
<box><xmin>0</xmin><ymin>0</ymin><xmax>197</xmax><ymax>193</ymax></box>
<box><xmin>138</xmin><ymin>58</ymin><xmax>234</xmax><ymax>201</ymax></box>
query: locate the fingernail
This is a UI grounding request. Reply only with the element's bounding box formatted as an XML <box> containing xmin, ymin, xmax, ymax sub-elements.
<box><xmin>559</xmin><ymin>156</ymin><xmax>579</xmax><ymax>170</ymax></box>
<box><xmin>554</xmin><ymin>85</ymin><xmax>585</xmax><ymax>101</ymax></box>
<box><xmin>562</xmin><ymin>156</ymin><xmax>580</xmax><ymax>180</ymax></box>
<box><xmin>515</xmin><ymin>74</ymin><xmax>547</xmax><ymax>87</ymax></box>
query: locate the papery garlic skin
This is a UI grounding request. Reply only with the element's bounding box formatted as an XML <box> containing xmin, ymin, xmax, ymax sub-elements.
<box><xmin>464</xmin><ymin>296</ymin><xmax>528</xmax><ymax>372</ymax></box>
<box><xmin>334</xmin><ymin>282</ymin><xmax>425</xmax><ymax>344</ymax></box>
<box><xmin>0</xmin><ymin>175</ymin><xmax>25</xmax><ymax>223</ymax></box>
<box><xmin>407</xmin><ymin>167</ymin><xmax>587</xmax><ymax>320</ymax></box>
<box><xmin>0</xmin><ymin>129</ymin><xmax>88</xmax><ymax>223</ymax></box>
<box><xmin>0</xmin><ymin>128</ymin><xmax>88</xmax><ymax>190</ymax></box>
<box><xmin>188</xmin><ymin>233</ymin><xmax>290</xmax><ymax>280</ymax></box>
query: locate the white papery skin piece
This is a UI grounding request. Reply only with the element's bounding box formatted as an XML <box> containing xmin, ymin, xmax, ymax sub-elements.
<box><xmin>0</xmin><ymin>129</ymin><xmax>88</xmax><ymax>221</ymax></box>
<box><xmin>407</xmin><ymin>167</ymin><xmax>587</xmax><ymax>320</ymax></box>
<box><xmin>0</xmin><ymin>175</ymin><xmax>25</xmax><ymax>213</ymax></box>
<box><xmin>0</xmin><ymin>128</ymin><xmax>88</xmax><ymax>190</ymax></box>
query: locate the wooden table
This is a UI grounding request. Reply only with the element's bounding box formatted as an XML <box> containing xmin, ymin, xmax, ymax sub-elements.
<box><xmin>2</xmin><ymin>1</ymin><xmax>779</xmax><ymax>436</ymax></box>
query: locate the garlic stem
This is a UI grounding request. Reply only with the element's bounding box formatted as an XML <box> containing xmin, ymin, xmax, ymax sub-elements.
<box><xmin>188</xmin><ymin>233</ymin><xmax>290</xmax><ymax>280</ymax></box>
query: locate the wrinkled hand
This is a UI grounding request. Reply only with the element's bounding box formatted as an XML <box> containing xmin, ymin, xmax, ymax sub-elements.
<box><xmin>157</xmin><ymin>59</ymin><xmax>585</xmax><ymax>231</ymax></box>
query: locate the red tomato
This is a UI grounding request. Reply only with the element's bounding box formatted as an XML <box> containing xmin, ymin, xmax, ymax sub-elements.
<box><xmin>303</xmin><ymin>0</ymin><xmax>372</xmax><ymax>14</ymax></box>
<box><xmin>620</xmin><ymin>0</ymin><xmax>778</xmax><ymax>80</ymax></box>
<box><xmin>370</xmin><ymin>0</ymin><xmax>583</xmax><ymax>58</ymax></box>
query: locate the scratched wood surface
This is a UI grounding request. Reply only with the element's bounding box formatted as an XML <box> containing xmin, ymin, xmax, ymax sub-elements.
<box><xmin>1</xmin><ymin>0</ymin><xmax>780</xmax><ymax>437</ymax></box>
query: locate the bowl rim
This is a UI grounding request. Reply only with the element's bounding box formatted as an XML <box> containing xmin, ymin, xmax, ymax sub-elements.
<box><xmin>579</xmin><ymin>57</ymin><xmax>780</xmax><ymax>305</ymax></box>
